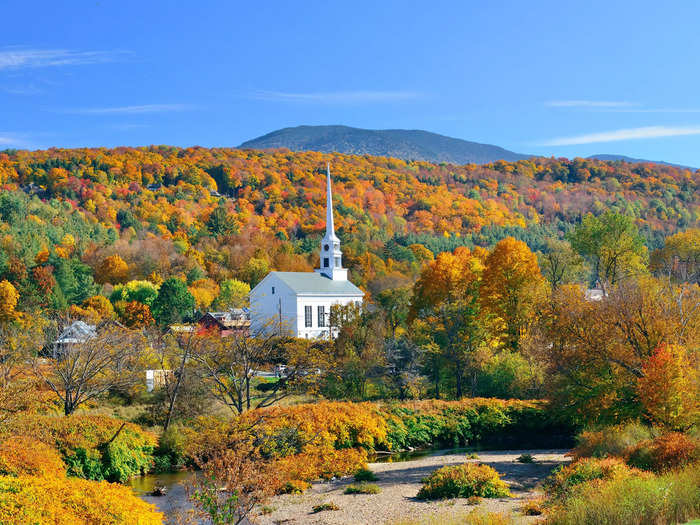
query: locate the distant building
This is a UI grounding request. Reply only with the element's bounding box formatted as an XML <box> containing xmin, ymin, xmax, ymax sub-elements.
<box><xmin>52</xmin><ymin>320</ymin><xmax>97</xmax><ymax>358</ymax></box>
<box><xmin>249</xmin><ymin>165</ymin><xmax>364</xmax><ymax>338</ymax></box>
<box><xmin>197</xmin><ymin>308</ymin><xmax>250</xmax><ymax>336</ymax></box>
<box><xmin>51</xmin><ymin>319</ymin><xmax>125</xmax><ymax>358</ymax></box>
<box><xmin>584</xmin><ymin>288</ymin><xmax>606</xmax><ymax>301</ymax></box>
<box><xmin>146</xmin><ymin>369</ymin><xmax>172</xmax><ymax>392</ymax></box>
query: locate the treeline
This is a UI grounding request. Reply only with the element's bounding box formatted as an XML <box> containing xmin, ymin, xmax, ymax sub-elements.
<box><xmin>0</xmin><ymin>147</ymin><xmax>698</xmax><ymax>320</ymax></box>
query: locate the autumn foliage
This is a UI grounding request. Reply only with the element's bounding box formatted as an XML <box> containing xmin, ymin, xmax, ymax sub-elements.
<box><xmin>0</xmin><ymin>475</ymin><xmax>163</xmax><ymax>525</ymax></box>
<box><xmin>637</xmin><ymin>344</ymin><xmax>699</xmax><ymax>430</ymax></box>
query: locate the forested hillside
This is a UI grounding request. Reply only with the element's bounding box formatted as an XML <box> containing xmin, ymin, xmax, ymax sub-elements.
<box><xmin>0</xmin><ymin>146</ymin><xmax>698</xmax><ymax>313</ymax></box>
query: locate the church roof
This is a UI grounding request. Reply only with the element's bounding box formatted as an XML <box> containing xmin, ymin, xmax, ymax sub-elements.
<box><xmin>270</xmin><ymin>271</ymin><xmax>364</xmax><ymax>296</ymax></box>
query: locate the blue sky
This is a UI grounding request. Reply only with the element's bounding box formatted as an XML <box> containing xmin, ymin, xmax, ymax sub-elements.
<box><xmin>3</xmin><ymin>0</ymin><xmax>700</xmax><ymax>166</ymax></box>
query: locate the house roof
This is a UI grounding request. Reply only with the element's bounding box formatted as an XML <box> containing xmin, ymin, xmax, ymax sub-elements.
<box><xmin>269</xmin><ymin>271</ymin><xmax>364</xmax><ymax>296</ymax></box>
<box><xmin>56</xmin><ymin>321</ymin><xmax>96</xmax><ymax>344</ymax></box>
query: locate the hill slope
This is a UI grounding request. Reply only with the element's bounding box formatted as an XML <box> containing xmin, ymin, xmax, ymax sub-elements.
<box><xmin>0</xmin><ymin>147</ymin><xmax>697</xmax><ymax>311</ymax></box>
<box><xmin>587</xmin><ymin>154</ymin><xmax>695</xmax><ymax>170</ymax></box>
<box><xmin>239</xmin><ymin>125</ymin><xmax>530</xmax><ymax>165</ymax></box>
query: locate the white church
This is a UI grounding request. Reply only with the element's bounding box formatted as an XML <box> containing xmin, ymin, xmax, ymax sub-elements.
<box><xmin>249</xmin><ymin>165</ymin><xmax>364</xmax><ymax>338</ymax></box>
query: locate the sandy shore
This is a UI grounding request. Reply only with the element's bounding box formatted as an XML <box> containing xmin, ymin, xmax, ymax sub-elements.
<box><xmin>256</xmin><ymin>449</ymin><xmax>570</xmax><ymax>525</ymax></box>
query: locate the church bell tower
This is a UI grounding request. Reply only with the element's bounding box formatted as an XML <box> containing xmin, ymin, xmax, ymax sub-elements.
<box><xmin>316</xmin><ymin>164</ymin><xmax>348</xmax><ymax>281</ymax></box>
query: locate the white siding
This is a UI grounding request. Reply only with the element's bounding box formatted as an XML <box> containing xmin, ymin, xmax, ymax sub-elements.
<box><xmin>295</xmin><ymin>294</ymin><xmax>360</xmax><ymax>339</ymax></box>
<box><xmin>249</xmin><ymin>274</ymin><xmax>297</xmax><ymax>336</ymax></box>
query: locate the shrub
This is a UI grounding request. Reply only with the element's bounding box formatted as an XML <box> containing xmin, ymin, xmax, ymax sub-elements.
<box><xmin>466</xmin><ymin>452</ymin><xmax>480</xmax><ymax>459</ymax></box>
<box><xmin>312</xmin><ymin>502</ymin><xmax>340</xmax><ymax>513</ymax></box>
<box><xmin>280</xmin><ymin>479</ymin><xmax>310</xmax><ymax>494</ymax></box>
<box><xmin>416</xmin><ymin>463</ymin><xmax>510</xmax><ymax>500</ymax></box>
<box><xmin>544</xmin><ymin>458</ymin><xmax>644</xmax><ymax>500</ymax></box>
<box><xmin>570</xmin><ymin>422</ymin><xmax>653</xmax><ymax>460</ymax></box>
<box><xmin>344</xmin><ymin>482</ymin><xmax>381</xmax><ymax>494</ymax></box>
<box><xmin>275</xmin><ymin>446</ymin><xmax>367</xmax><ymax>483</ymax></box>
<box><xmin>3</xmin><ymin>415</ymin><xmax>157</xmax><ymax>482</ymax></box>
<box><xmin>354</xmin><ymin>467</ymin><xmax>378</xmax><ymax>481</ymax></box>
<box><xmin>0</xmin><ymin>475</ymin><xmax>163</xmax><ymax>524</ymax></box>
<box><xmin>546</xmin><ymin>464</ymin><xmax>700</xmax><ymax>525</ymax></box>
<box><xmin>521</xmin><ymin>498</ymin><xmax>543</xmax><ymax>516</ymax></box>
<box><xmin>625</xmin><ymin>432</ymin><xmax>700</xmax><ymax>473</ymax></box>
<box><xmin>516</xmin><ymin>453</ymin><xmax>534</xmax><ymax>463</ymax></box>
<box><xmin>0</xmin><ymin>436</ymin><xmax>66</xmax><ymax>478</ymax></box>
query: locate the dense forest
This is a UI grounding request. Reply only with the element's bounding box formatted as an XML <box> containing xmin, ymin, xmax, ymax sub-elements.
<box><xmin>0</xmin><ymin>146</ymin><xmax>697</xmax><ymax>317</ymax></box>
<box><xmin>0</xmin><ymin>146</ymin><xmax>698</xmax><ymax>523</ymax></box>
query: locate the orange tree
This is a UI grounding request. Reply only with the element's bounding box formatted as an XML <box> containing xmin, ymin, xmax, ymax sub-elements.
<box><xmin>637</xmin><ymin>344</ymin><xmax>699</xmax><ymax>430</ymax></box>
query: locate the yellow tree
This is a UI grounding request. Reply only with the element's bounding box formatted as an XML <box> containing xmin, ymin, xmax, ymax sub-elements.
<box><xmin>96</xmin><ymin>254</ymin><xmax>129</xmax><ymax>284</ymax></box>
<box><xmin>0</xmin><ymin>281</ymin><xmax>19</xmax><ymax>322</ymax></box>
<box><xmin>481</xmin><ymin>237</ymin><xmax>545</xmax><ymax>351</ymax></box>
<box><xmin>410</xmin><ymin>247</ymin><xmax>487</xmax><ymax>398</ymax></box>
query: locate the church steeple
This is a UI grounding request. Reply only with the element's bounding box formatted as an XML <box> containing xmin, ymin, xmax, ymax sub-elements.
<box><xmin>316</xmin><ymin>164</ymin><xmax>347</xmax><ymax>281</ymax></box>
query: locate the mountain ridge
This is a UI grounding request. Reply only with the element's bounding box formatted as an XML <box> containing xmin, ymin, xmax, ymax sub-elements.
<box><xmin>239</xmin><ymin>125</ymin><xmax>530</xmax><ymax>165</ymax></box>
<box><xmin>240</xmin><ymin>125</ymin><xmax>696</xmax><ymax>169</ymax></box>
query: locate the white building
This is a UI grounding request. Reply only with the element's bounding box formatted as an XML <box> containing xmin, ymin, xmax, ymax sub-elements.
<box><xmin>249</xmin><ymin>165</ymin><xmax>364</xmax><ymax>338</ymax></box>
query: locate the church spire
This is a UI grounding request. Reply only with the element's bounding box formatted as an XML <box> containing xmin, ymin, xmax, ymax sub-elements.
<box><xmin>325</xmin><ymin>163</ymin><xmax>338</xmax><ymax>241</ymax></box>
<box><xmin>316</xmin><ymin>163</ymin><xmax>347</xmax><ymax>281</ymax></box>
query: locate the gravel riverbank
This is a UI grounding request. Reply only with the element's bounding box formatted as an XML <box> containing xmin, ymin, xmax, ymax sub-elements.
<box><xmin>256</xmin><ymin>449</ymin><xmax>570</xmax><ymax>525</ymax></box>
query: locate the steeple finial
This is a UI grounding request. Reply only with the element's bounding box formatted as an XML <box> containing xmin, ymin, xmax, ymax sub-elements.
<box><xmin>325</xmin><ymin>163</ymin><xmax>335</xmax><ymax>238</ymax></box>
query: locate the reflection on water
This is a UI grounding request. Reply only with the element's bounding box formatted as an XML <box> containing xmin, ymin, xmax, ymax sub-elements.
<box><xmin>130</xmin><ymin>470</ymin><xmax>202</xmax><ymax>522</ymax></box>
<box><xmin>129</xmin><ymin>470</ymin><xmax>196</xmax><ymax>495</ymax></box>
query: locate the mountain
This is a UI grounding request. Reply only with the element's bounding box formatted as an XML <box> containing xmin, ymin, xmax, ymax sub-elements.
<box><xmin>239</xmin><ymin>125</ymin><xmax>530</xmax><ymax>165</ymax></box>
<box><xmin>587</xmin><ymin>154</ymin><xmax>695</xmax><ymax>170</ymax></box>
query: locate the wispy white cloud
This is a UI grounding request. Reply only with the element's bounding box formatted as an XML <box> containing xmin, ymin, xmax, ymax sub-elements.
<box><xmin>0</xmin><ymin>47</ymin><xmax>122</xmax><ymax>70</ymax></box>
<box><xmin>601</xmin><ymin>108</ymin><xmax>700</xmax><ymax>113</ymax></box>
<box><xmin>252</xmin><ymin>90</ymin><xmax>422</xmax><ymax>103</ymax></box>
<box><xmin>546</xmin><ymin>100</ymin><xmax>635</xmax><ymax>108</ymax></box>
<box><xmin>541</xmin><ymin>125</ymin><xmax>700</xmax><ymax>146</ymax></box>
<box><xmin>0</xmin><ymin>133</ymin><xmax>33</xmax><ymax>149</ymax></box>
<box><xmin>60</xmin><ymin>104</ymin><xmax>194</xmax><ymax>115</ymax></box>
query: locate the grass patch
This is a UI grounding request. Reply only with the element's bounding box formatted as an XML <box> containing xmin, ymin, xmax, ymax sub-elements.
<box><xmin>466</xmin><ymin>452</ymin><xmax>480</xmax><ymax>459</ymax></box>
<box><xmin>570</xmin><ymin>422</ymin><xmax>652</xmax><ymax>460</ymax></box>
<box><xmin>312</xmin><ymin>502</ymin><xmax>339</xmax><ymax>513</ymax></box>
<box><xmin>516</xmin><ymin>453</ymin><xmax>534</xmax><ymax>463</ymax></box>
<box><xmin>344</xmin><ymin>482</ymin><xmax>381</xmax><ymax>495</ymax></box>
<box><xmin>416</xmin><ymin>463</ymin><xmax>510</xmax><ymax>500</ymax></box>
<box><xmin>392</xmin><ymin>509</ymin><xmax>514</xmax><ymax>525</ymax></box>
<box><xmin>547</xmin><ymin>464</ymin><xmax>700</xmax><ymax>525</ymax></box>
<box><xmin>354</xmin><ymin>467</ymin><xmax>378</xmax><ymax>481</ymax></box>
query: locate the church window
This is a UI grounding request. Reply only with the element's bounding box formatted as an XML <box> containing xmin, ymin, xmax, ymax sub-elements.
<box><xmin>271</xmin><ymin>286</ymin><xmax>275</xmax><ymax>294</ymax></box>
<box><xmin>323</xmin><ymin>257</ymin><xmax>329</xmax><ymax>267</ymax></box>
<box><xmin>318</xmin><ymin>305</ymin><xmax>326</xmax><ymax>327</ymax></box>
<box><xmin>334</xmin><ymin>257</ymin><xmax>340</xmax><ymax>267</ymax></box>
<box><xmin>324</xmin><ymin>244</ymin><xmax>329</xmax><ymax>251</ymax></box>
<box><xmin>304</xmin><ymin>305</ymin><xmax>312</xmax><ymax>327</ymax></box>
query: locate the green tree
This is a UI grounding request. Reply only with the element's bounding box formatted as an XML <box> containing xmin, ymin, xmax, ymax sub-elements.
<box><xmin>568</xmin><ymin>212</ymin><xmax>647</xmax><ymax>289</ymax></box>
<box><xmin>206</xmin><ymin>205</ymin><xmax>237</xmax><ymax>237</ymax></box>
<box><xmin>376</xmin><ymin>286</ymin><xmax>411</xmax><ymax>337</ymax></box>
<box><xmin>213</xmin><ymin>279</ymin><xmax>250</xmax><ymax>310</ymax></box>
<box><xmin>538</xmin><ymin>239</ymin><xmax>588</xmax><ymax>290</ymax></box>
<box><xmin>151</xmin><ymin>278</ymin><xmax>195</xmax><ymax>326</ymax></box>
